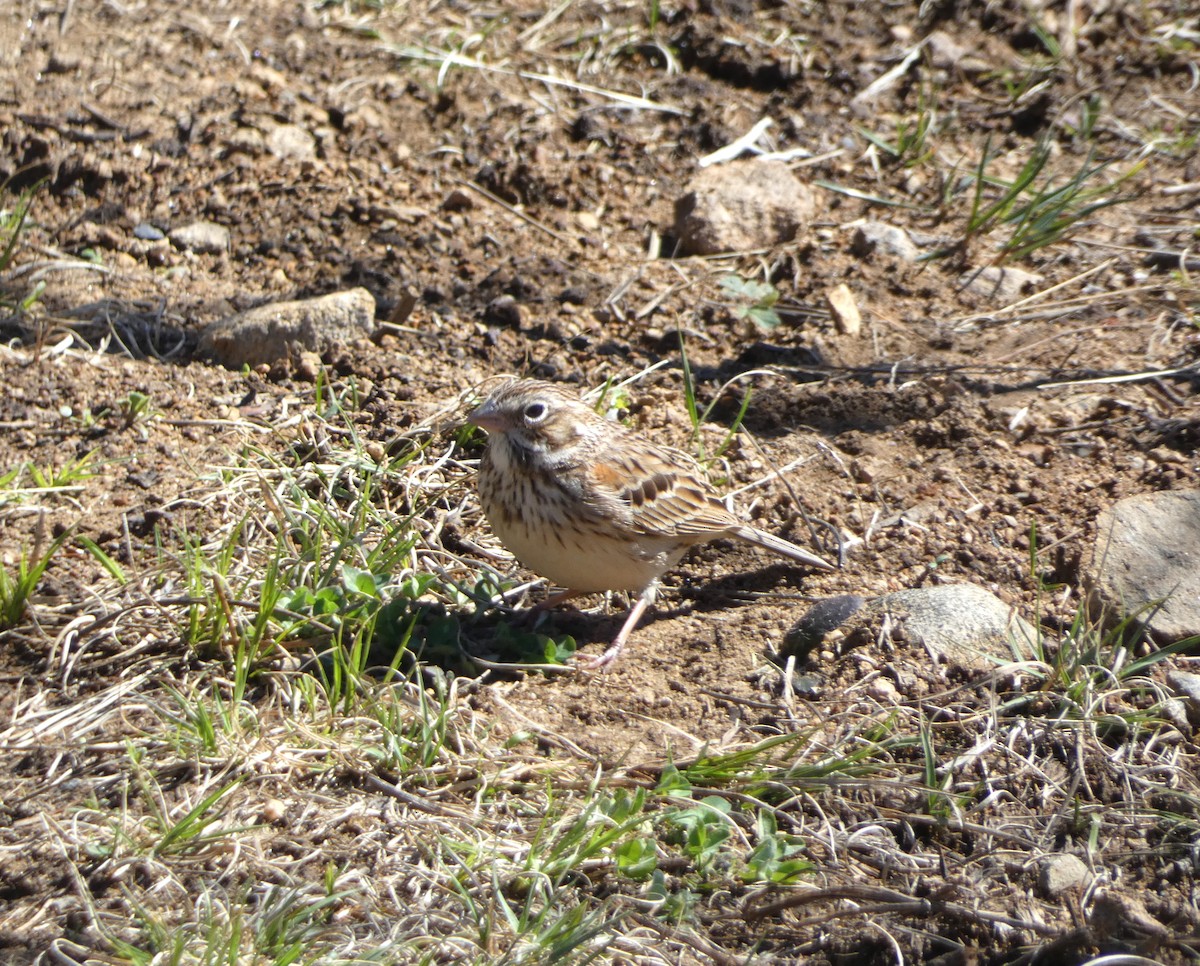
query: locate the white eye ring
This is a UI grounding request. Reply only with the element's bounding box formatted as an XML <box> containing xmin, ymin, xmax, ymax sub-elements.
<box><xmin>523</xmin><ymin>401</ymin><xmax>548</xmax><ymax>422</ymax></box>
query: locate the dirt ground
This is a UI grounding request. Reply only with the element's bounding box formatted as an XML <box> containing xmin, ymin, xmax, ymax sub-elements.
<box><xmin>2</xmin><ymin>0</ymin><xmax>1199</xmax><ymax>962</ymax></box>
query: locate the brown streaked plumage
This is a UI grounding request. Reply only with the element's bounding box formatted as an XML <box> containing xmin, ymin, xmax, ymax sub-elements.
<box><xmin>468</xmin><ymin>378</ymin><xmax>834</xmax><ymax>669</ymax></box>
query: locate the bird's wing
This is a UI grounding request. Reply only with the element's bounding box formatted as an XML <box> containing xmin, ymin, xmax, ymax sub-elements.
<box><xmin>585</xmin><ymin>440</ymin><xmax>738</xmax><ymax>540</ymax></box>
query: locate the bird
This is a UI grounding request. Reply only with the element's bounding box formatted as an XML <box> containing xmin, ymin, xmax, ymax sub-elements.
<box><xmin>467</xmin><ymin>377</ymin><xmax>835</xmax><ymax>670</ymax></box>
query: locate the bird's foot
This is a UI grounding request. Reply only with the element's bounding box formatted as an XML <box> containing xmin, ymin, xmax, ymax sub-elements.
<box><xmin>571</xmin><ymin>593</ymin><xmax>651</xmax><ymax>673</ymax></box>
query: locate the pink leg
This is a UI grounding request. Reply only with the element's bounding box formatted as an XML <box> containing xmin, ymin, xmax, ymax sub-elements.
<box><xmin>574</xmin><ymin>593</ymin><xmax>652</xmax><ymax>672</ymax></box>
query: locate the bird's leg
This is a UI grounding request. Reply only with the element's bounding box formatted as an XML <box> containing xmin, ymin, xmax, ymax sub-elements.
<box><xmin>574</xmin><ymin>589</ymin><xmax>654</xmax><ymax>672</ymax></box>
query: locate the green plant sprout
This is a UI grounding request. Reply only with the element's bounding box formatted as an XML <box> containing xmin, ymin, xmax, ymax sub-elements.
<box><xmin>959</xmin><ymin>135</ymin><xmax>1144</xmax><ymax>263</ymax></box>
<box><xmin>719</xmin><ymin>275</ymin><xmax>781</xmax><ymax>330</ymax></box>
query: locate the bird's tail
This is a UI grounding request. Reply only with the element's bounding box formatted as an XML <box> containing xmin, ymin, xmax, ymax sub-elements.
<box><xmin>732</xmin><ymin>525</ymin><xmax>836</xmax><ymax>570</ymax></box>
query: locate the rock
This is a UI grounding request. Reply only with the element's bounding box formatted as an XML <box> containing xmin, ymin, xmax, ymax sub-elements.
<box><xmin>201</xmin><ymin>288</ymin><xmax>377</xmax><ymax>368</ymax></box>
<box><xmin>959</xmin><ymin>265</ymin><xmax>1044</xmax><ymax>303</ymax></box>
<box><xmin>1088</xmin><ymin>490</ymin><xmax>1200</xmax><ymax>642</ymax></box>
<box><xmin>168</xmin><ymin>220</ymin><xmax>230</xmax><ymax>254</ymax></box>
<box><xmin>787</xmin><ymin>584</ymin><xmax>1040</xmax><ymax>670</ymax></box>
<box><xmin>673</xmin><ymin>160</ymin><xmax>816</xmax><ymax>256</ymax></box>
<box><xmin>1039</xmin><ymin>854</ymin><xmax>1091</xmax><ymax>897</ymax></box>
<box><xmin>926</xmin><ymin>31</ymin><xmax>971</xmax><ymax>68</ymax></box>
<box><xmin>925</xmin><ymin>31</ymin><xmax>992</xmax><ymax>73</ymax></box>
<box><xmin>851</xmin><ymin>221</ymin><xmax>920</xmax><ymax>262</ymax></box>
<box><xmin>261</xmin><ymin>798</ymin><xmax>288</xmax><ymax>824</ymax></box>
<box><xmin>825</xmin><ymin>283</ymin><xmax>861</xmax><ymax>335</ymax></box>
<box><xmin>870</xmin><ymin>585</ymin><xmax>1041</xmax><ymax>669</ymax></box>
<box><xmin>784</xmin><ymin>585</ymin><xmax>1040</xmax><ymax>671</ymax></box>
<box><xmin>1161</xmin><ymin>697</ymin><xmax>1193</xmax><ymax>734</ymax></box>
<box><xmin>1167</xmin><ymin>671</ymin><xmax>1200</xmax><ymax>726</ymax></box>
<box><xmin>866</xmin><ymin>677</ymin><xmax>898</xmax><ymax>702</ymax></box>
<box><xmin>293</xmin><ymin>350</ymin><xmax>322</xmax><ymax>383</ymax></box>
<box><xmin>1169</xmin><ymin>670</ymin><xmax>1200</xmax><ymax>704</ymax></box>
<box><xmin>266</xmin><ymin>124</ymin><xmax>316</xmax><ymax>161</ymax></box>
<box><xmin>133</xmin><ymin>222</ymin><xmax>165</xmax><ymax>241</ymax></box>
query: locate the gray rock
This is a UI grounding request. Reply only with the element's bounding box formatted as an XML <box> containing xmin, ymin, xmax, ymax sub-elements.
<box><xmin>201</xmin><ymin>288</ymin><xmax>377</xmax><ymax>368</ymax></box>
<box><xmin>1039</xmin><ymin>854</ymin><xmax>1091</xmax><ymax>897</ymax></box>
<box><xmin>869</xmin><ymin>584</ymin><xmax>1041</xmax><ymax>670</ymax></box>
<box><xmin>674</xmin><ymin>160</ymin><xmax>815</xmax><ymax>256</ymax></box>
<box><xmin>851</xmin><ymin>221</ymin><xmax>920</xmax><ymax>262</ymax></box>
<box><xmin>959</xmin><ymin>265</ymin><xmax>1044</xmax><ymax>303</ymax></box>
<box><xmin>1161</xmin><ymin>697</ymin><xmax>1193</xmax><ymax>733</ymax></box>
<box><xmin>168</xmin><ymin>220</ymin><xmax>230</xmax><ymax>254</ymax></box>
<box><xmin>925</xmin><ymin>31</ymin><xmax>993</xmax><ymax>73</ymax></box>
<box><xmin>1168</xmin><ymin>670</ymin><xmax>1200</xmax><ymax>704</ymax></box>
<box><xmin>1088</xmin><ymin>490</ymin><xmax>1200</xmax><ymax>642</ymax></box>
<box><xmin>1167</xmin><ymin>671</ymin><xmax>1200</xmax><ymax>726</ymax></box>
<box><xmin>784</xmin><ymin>584</ymin><xmax>1041</xmax><ymax>671</ymax></box>
<box><xmin>266</xmin><ymin>124</ymin><xmax>316</xmax><ymax>161</ymax></box>
<box><xmin>925</xmin><ymin>31</ymin><xmax>972</xmax><ymax>69</ymax></box>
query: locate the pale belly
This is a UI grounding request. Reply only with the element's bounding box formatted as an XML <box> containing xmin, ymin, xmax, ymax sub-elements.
<box><xmin>488</xmin><ymin>511</ymin><xmax>683</xmax><ymax>593</ymax></box>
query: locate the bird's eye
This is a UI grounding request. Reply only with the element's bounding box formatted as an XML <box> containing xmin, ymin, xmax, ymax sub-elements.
<box><xmin>523</xmin><ymin>402</ymin><xmax>548</xmax><ymax>422</ymax></box>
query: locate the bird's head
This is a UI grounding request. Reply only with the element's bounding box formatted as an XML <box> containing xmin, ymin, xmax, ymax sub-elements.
<box><xmin>468</xmin><ymin>379</ymin><xmax>599</xmax><ymax>466</ymax></box>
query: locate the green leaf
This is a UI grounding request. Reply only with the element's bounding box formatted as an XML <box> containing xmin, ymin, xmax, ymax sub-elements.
<box><xmin>76</xmin><ymin>535</ymin><xmax>127</xmax><ymax>583</ymax></box>
<box><xmin>341</xmin><ymin>565</ymin><xmax>382</xmax><ymax>598</ymax></box>
<box><xmin>655</xmin><ymin>763</ymin><xmax>692</xmax><ymax>797</ymax></box>
<box><xmin>747</xmin><ymin>305</ymin><xmax>781</xmax><ymax>329</ymax></box>
<box><xmin>542</xmin><ymin>634</ymin><xmax>577</xmax><ymax>665</ymax></box>
<box><xmin>615</xmin><ymin>837</ymin><xmax>658</xmax><ymax>879</ymax></box>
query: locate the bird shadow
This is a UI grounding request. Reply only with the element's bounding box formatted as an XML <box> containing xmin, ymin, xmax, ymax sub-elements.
<box><xmin>287</xmin><ymin>559</ymin><xmax>828</xmax><ymax>680</ymax></box>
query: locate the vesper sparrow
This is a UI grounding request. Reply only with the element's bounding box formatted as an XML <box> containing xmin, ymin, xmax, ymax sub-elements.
<box><xmin>468</xmin><ymin>378</ymin><xmax>834</xmax><ymax>669</ymax></box>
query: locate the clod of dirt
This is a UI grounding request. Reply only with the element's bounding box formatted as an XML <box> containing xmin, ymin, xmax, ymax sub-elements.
<box><xmin>442</xmin><ymin>187</ymin><xmax>475</xmax><ymax>211</ymax></box>
<box><xmin>483</xmin><ymin>295</ymin><xmax>524</xmax><ymax>329</ymax></box>
<box><xmin>226</xmin><ymin>127</ymin><xmax>266</xmax><ymax>156</ymax></box>
<box><xmin>1089</xmin><ymin>890</ymin><xmax>1173</xmax><ymax>943</ymax></box>
<box><xmin>673</xmin><ymin>159</ymin><xmax>816</xmax><ymax>256</ymax></box>
<box><xmin>201</xmin><ymin>287</ymin><xmax>377</xmax><ymax>368</ymax></box>
<box><xmin>1088</xmin><ymin>489</ymin><xmax>1200</xmax><ymax>642</ymax></box>
<box><xmin>781</xmin><ymin>594</ymin><xmax>866</xmax><ymax>657</ymax></box>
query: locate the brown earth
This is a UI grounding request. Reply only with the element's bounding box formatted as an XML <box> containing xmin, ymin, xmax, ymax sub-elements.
<box><xmin>2</xmin><ymin>0</ymin><xmax>1199</xmax><ymax>963</ymax></box>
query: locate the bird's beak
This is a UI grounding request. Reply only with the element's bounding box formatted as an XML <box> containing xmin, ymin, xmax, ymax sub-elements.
<box><xmin>468</xmin><ymin>403</ymin><xmax>506</xmax><ymax>434</ymax></box>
